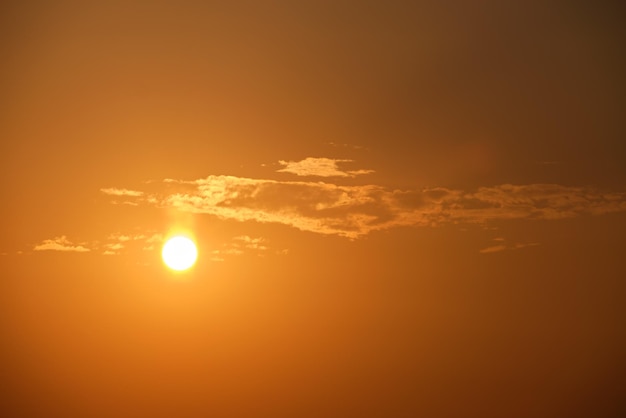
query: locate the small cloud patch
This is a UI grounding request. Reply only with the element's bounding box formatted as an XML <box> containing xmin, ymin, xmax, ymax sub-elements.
<box><xmin>34</xmin><ymin>236</ymin><xmax>90</xmax><ymax>252</ymax></box>
<box><xmin>210</xmin><ymin>235</ymin><xmax>284</xmax><ymax>261</ymax></box>
<box><xmin>100</xmin><ymin>188</ymin><xmax>144</xmax><ymax>197</ymax></box>
<box><xmin>277</xmin><ymin>158</ymin><xmax>374</xmax><ymax>178</ymax></box>
<box><xmin>479</xmin><ymin>245</ymin><xmax>507</xmax><ymax>254</ymax></box>
<box><xmin>480</xmin><ymin>238</ymin><xmax>540</xmax><ymax>254</ymax></box>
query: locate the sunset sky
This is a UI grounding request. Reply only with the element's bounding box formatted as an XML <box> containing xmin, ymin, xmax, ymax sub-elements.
<box><xmin>2</xmin><ymin>1</ymin><xmax>625</xmax><ymax>417</ymax></box>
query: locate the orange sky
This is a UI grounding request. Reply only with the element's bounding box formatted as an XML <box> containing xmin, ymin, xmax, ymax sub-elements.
<box><xmin>2</xmin><ymin>1</ymin><xmax>626</xmax><ymax>417</ymax></box>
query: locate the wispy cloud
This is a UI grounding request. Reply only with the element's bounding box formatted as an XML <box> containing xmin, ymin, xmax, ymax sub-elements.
<box><xmin>108</xmin><ymin>234</ymin><xmax>131</xmax><ymax>242</ymax></box>
<box><xmin>479</xmin><ymin>238</ymin><xmax>540</xmax><ymax>254</ymax></box>
<box><xmin>512</xmin><ymin>242</ymin><xmax>540</xmax><ymax>250</ymax></box>
<box><xmin>210</xmin><ymin>235</ymin><xmax>277</xmax><ymax>261</ymax></box>
<box><xmin>327</xmin><ymin>142</ymin><xmax>367</xmax><ymax>151</ymax></box>
<box><xmin>33</xmin><ymin>232</ymin><xmax>165</xmax><ymax>256</ymax></box>
<box><xmin>108</xmin><ymin>233</ymin><xmax>147</xmax><ymax>242</ymax></box>
<box><xmin>110</xmin><ymin>177</ymin><xmax>626</xmax><ymax>239</ymax></box>
<box><xmin>34</xmin><ymin>236</ymin><xmax>90</xmax><ymax>252</ymax></box>
<box><xmin>479</xmin><ymin>245</ymin><xmax>507</xmax><ymax>254</ymax></box>
<box><xmin>100</xmin><ymin>188</ymin><xmax>144</xmax><ymax>197</ymax></box>
<box><xmin>233</xmin><ymin>235</ymin><xmax>267</xmax><ymax>250</ymax></box>
<box><xmin>105</xmin><ymin>243</ymin><xmax>124</xmax><ymax>251</ymax></box>
<box><xmin>277</xmin><ymin>158</ymin><xmax>374</xmax><ymax>177</ymax></box>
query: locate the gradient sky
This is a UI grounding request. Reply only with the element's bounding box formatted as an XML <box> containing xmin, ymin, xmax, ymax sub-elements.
<box><xmin>2</xmin><ymin>1</ymin><xmax>626</xmax><ymax>417</ymax></box>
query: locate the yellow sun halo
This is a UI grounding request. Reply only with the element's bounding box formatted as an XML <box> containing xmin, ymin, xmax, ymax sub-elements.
<box><xmin>162</xmin><ymin>236</ymin><xmax>198</xmax><ymax>271</ymax></box>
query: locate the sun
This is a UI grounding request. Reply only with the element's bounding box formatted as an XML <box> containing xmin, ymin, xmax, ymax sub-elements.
<box><xmin>162</xmin><ymin>236</ymin><xmax>198</xmax><ymax>271</ymax></box>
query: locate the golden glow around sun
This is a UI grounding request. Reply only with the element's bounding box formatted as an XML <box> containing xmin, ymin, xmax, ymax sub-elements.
<box><xmin>162</xmin><ymin>236</ymin><xmax>198</xmax><ymax>271</ymax></box>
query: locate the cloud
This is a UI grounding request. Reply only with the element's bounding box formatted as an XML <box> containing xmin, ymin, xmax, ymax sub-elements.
<box><xmin>96</xmin><ymin>233</ymin><xmax>156</xmax><ymax>255</ymax></box>
<box><xmin>233</xmin><ymin>235</ymin><xmax>267</xmax><ymax>250</ymax></box>
<box><xmin>108</xmin><ymin>234</ymin><xmax>132</xmax><ymax>242</ymax></box>
<box><xmin>145</xmin><ymin>233</ymin><xmax>163</xmax><ymax>243</ymax></box>
<box><xmin>456</xmin><ymin>184</ymin><xmax>626</xmax><ymax>220</ymax></box>
<box><xmin>479</xmin><ymin>245</ymin><xmax>507</xmax><ymax>254</ymax></box>
<box><xmin>327</xmin><ymin>142</ymin><xmax>367</xmax><ymax>151</ymax></box>
<box><xmin>233</xmin><ymin>235</ymin><xmax>262</xmax><ymax>244</ymax></box>
<box><xmin>104</xmin><ymin>176</ymin><xmax>626</xmax><ymax>239</ymax></box>
<box><xmin>104</xmin><ymin>232</ymin><xmax>164</xmax><ymax>254</ymax></box>
<box><xmin>480</xmin><ymin>238</ymin><xmax>541</xmax><ymax>254</ymax></box>
<box><xmin>105</xmin><ymin>243</ymin><xmax>124</xmax><ymax>250</ymax></box>
<box><xmin>100</xmin><ymin>188</ymin><xmax>144</xmax><ymax>197</ymax></box>
<box><xmin>34</xmin><ymin>236</ymin><xmax>90</xmax><ymax>252</ymax></box>
<box><xmin>512</xmin><ymin>242</ymin><xmax>540</xmax><ymax>250</ymax></box>
<box><xmin>277</xmin><ymin>158</ymin><xmax>374</xmax><ymax>177</ymax></box>
<box><xmin>33</xmin><ymin>231</ymin><xmax>165</xmax><ymax>256</ymax></box>
<box><xmin>211</xmin><ymin>235</ymin><xmax>274</xmax><ymax>260</ymax></box>
<box><xmin>213</xmin><ymin>248</ymin><xmax>243</xmax><ymax>256</ymax></box>
<box><xmin>161</xmin><ymin>176</ymin><xmax>386</xmax><ymax>238</ymax></box>
<box><xmin>110</xmin><ymin>201</ymin><xmax>140</xmax><ymax>206</ymax></box>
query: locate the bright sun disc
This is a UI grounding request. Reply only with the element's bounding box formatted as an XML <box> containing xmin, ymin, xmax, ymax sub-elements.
<box><xmin>162</xmin><ymin>236</ymin><xmax>198</xmax><ymax>271</ymax></box>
